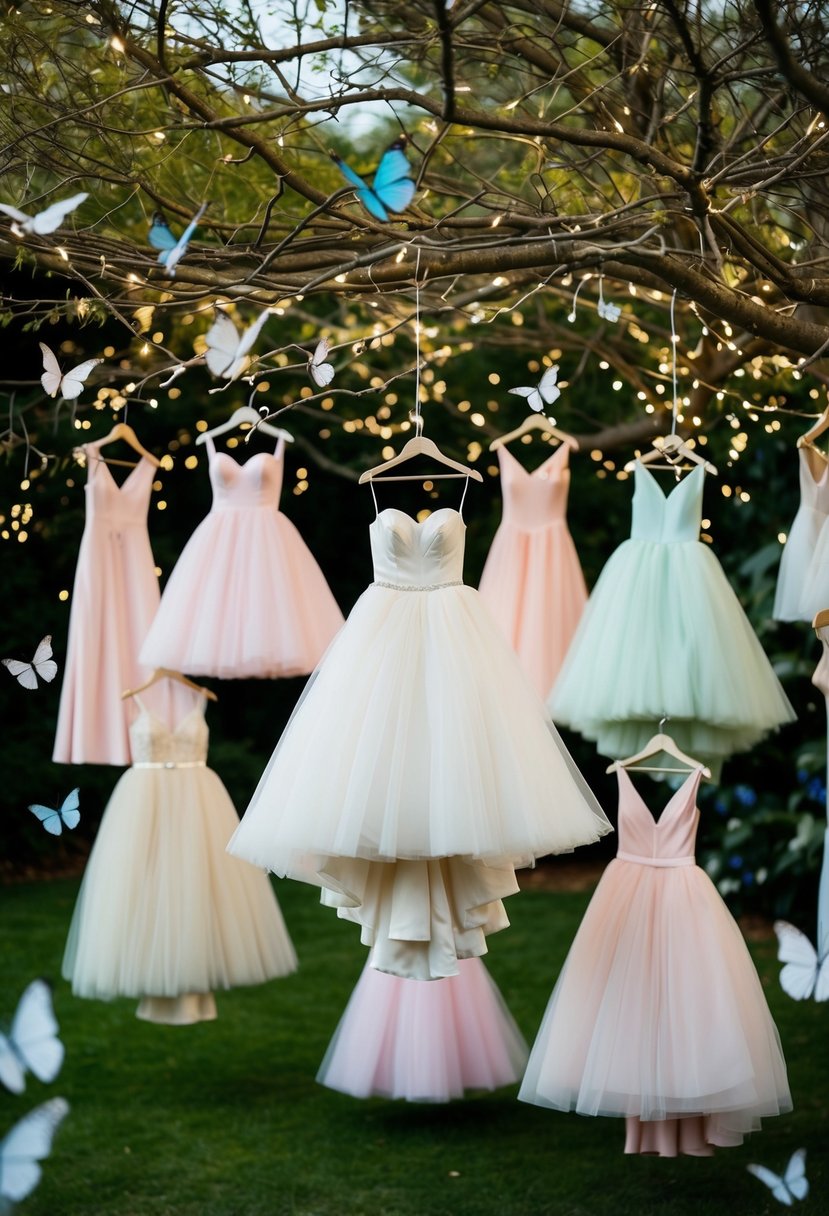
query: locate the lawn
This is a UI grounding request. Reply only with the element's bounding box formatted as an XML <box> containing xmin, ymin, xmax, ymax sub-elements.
<box><xmin>0</xmin><ymin>874</ymin><xmax>826</xmax><ymax>1216</ymax></box>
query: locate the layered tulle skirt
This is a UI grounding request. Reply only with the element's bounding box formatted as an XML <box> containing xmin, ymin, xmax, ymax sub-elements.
<box><xmin>139</xmin><ymin>506</ymin><xmax>343</xmax><ymax>678</ymax></box>
<box><xmin>63</xmin><ymin>766</ymin><xmax>297</xmax><ymax>1003</ymax></box>
<box><xmin>518</xmin><ymin>858</ymin><xmax>791</xmax><ymax>1145</ymax></box>
<box><xmin>229</xmin><ymin>582</ymin><xmax>610</xmax><ymax>979</ymax></box>
<box><xmin>774</xmin><ymin>504</ymin><xmax>826</xmax><ymax>622</ymax></box>
<box><xmin>478</xmin><ymin>519</ymin><xmax>587</xmax><ymax>698</ymax></box>
<box><xmin>318</xmin><ymin>957</ymin><xmax>528</xmax><ymax>1102</ymax></box>
<box><xmin>549</xmin><ymin>538</ymin><xmax>795</xmax><ymax>775</ymax></box>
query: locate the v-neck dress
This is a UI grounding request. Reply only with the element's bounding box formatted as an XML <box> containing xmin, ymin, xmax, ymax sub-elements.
<box><xmin>139</xmin><ymin>435</ymin><xmax>343</xmax><ymax>679</ymax></box>
<box><xmin>549</xmin><ymin>461</ymin><xmax>795</xmax><ymax>776</ymax></box>
<box><xmin>478</xmin><ymin>443</ymin><xmax>587</xmax><ymax>697</ymax></box>
<box><xmin>53</xmin><ymin>441</ymin><xmax>162</xmax><ymax>765</ymax></box>
<box><xmin>519</xmin><ymin>768</ymin><xmax>791</xmax><ymax>1155</ymax></box>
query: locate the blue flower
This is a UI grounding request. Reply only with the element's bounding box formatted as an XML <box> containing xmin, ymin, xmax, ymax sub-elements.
<box><xmin>797</xmin><ymin>769</ymin><xmax>809</xmax><ymax>785</ymax></box>
<box><xmin>714</xmin><ymin>796</ymin><xmax>729</xmax><ymax>816</ymax></box>
<box><xmin>728</xmin><ymin>854</ymin><xmax>743</xmax><ymax>870</ymax></box>
<box><xmin>806</xmin><ymin>777</ymin><xmax>826</xmax><ymax>803</ymax></box>
<box><xmin>742</xmin><ymin>871</ymin><xmax>755</xmax><ymax>887</ymax></box>
<box><xmin>733</xmin><ymin>784</ymin><xmax>757</xmax><ymax>808</ymax></box>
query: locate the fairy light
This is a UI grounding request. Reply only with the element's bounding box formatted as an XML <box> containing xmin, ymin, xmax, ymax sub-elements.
<box><xmin>110</xmin><ymin>35</ymin><xmax>125</xmax><ymax>52</ymax></box>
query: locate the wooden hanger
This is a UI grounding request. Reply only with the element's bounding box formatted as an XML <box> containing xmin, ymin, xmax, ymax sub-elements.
<box><xmin>195</xmin><ymin>405</ymin><xmax>292</xmax><ymax>446</ymax></box>
<box><xmin>489</xmin><ymin>413</ymin><xmax>579</xmax><ymax>452</ymax></box>
<box><xmin>626</xmin><ymin>432</ymin><xmax>718</xmax><ymax>476</ymax></box>
<box><xmin>798</xmin><ymin>407</ymin><xmax>829</xmax><ymax>453</ymax></box>
<box><xmin>359</xmin><ymin>417</ymin><xmax>483</xmax><ymax>483</ymax></box>
<box><xmin>814</xmin><ymin>609</ymin><xmax>829</xmax><ymax>634</ymax></box>
<box><xmin>606</xmin><ymin>730</ymin><xmax>711</xmax><ymax>779</ymax></box>
<box><xmin>93</xmin><ymin>422</ymin><xmax>161</xmax><ymax>468</ymax></box>
<box><xmin>121</xmin><ymin>667</ymin><xmax>218</xmax><ymax>702</ymax></box>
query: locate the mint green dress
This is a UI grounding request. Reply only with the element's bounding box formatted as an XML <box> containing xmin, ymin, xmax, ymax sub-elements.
<box><xmin>548</xmin><ymin>462</ymin><xmax>795</xmax><ymax>776</ymax></box>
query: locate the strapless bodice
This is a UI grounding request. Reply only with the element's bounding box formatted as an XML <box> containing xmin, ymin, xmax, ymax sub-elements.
<box><xmin>207</xmin><ymin>436</ymin><xmax>284</xmax><ymax>511</ymax></box>
<box><xmin>498</xmin><ymin>443</ymin><xmax>571</xmax><ymax>531</ymax></box>
<box><xmin>370</xmin><ymin>508</ymin><xmax>466</xmax><ymax>588</ymax></box>
<box><xmin>630</xmin><ymin>462</ymin><xmax>703</xmax><ymax>544</ymax></box>
<box><xmin>616</xmin><ymin>767</ymin><xmax>702</xmax><ymax>864</ymax></box>
<box><xmin>129</xmin><ymin>704</ymin><xmax>209</xmax><ymax>765</ymax></box>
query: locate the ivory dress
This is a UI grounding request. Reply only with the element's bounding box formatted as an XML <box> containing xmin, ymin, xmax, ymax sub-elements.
<box><xmin>478</xmin><ymin>443</ymin><xmax>587</xmax><ymax>698</ymax></box>
<box><xmin>229</xmin><ymin>503</ymin><xmax>611</xmax><ymax>980</ymax></box>
<box><xmin>53</xmin><ymin>443</ymin><xmax>161</xmax><ymax>765</ymax></box>
<box><xmin>519</xmin><ymin>767</ymin><xmax>792</xmax><ymax>1156</ymax></box>
<box><xmin>63</xmin><ymin>692</ymin><xmax>297</xmax><ymax>1023</ymax></box>
<box><xmin>774</xmin><ymin>447</ymin><xmax>829</xmax><ymax>621</ymax></box>
<box><xmin>139</xmin><ymin>435</ymin><xmax>343</xmax><ymax>678</ymax></box>
<box><xmin>549</xmin><ymin>462</ymin><xmax>795</xmax><ymax>776</ymax></box>
<box><xmin>317</xmin><ymin>957</ymin><xmax>528</xmax><ymax>1102</ymax></box>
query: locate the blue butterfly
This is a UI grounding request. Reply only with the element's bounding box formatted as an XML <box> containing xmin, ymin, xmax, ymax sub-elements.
<box><xmin>148</xmin><ymin>203</ymin><xmax>207</xmax><ymax>276</ymax></box>
<box><xmin>28</xmin><ymin>790</ymin><xmax>80</xmax><ymax>837</ymax></box>
<box><xmin>330</xmin><ymin>137</ymin><xmax>416</xmax><ymax>222</ymax></box>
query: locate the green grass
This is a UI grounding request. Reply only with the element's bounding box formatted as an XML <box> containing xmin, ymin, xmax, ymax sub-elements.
<box><xmin>0</xmin><ymin>876</ymin><xmax>826</xmax><ymax>1216</ymax></box>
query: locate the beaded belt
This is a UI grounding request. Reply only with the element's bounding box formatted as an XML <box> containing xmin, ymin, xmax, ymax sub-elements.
<box><xmin>617</xmin><ymin>851</ymin><xmax>695</xmax><ymax>868</ymax></box>
<box><xmin>132</xmin><ymin>761</ymin><xmax>207</xmax><ymax>769</ymax></box>
<box><xmin>372</xmin><ymin>580</ymin><xmax>463</xmax><ymax>592</ymax></box>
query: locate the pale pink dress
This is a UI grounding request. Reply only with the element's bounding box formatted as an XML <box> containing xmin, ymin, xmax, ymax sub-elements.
<box><xmin>139</xmin><ymin>435</ymin><xmax>343</xmax><ymax>678</ymax></box>
<box><xmin>317</xmin><ymin>957</ymin><xmax>528</xmax><ymax>1102</ymax></box>
<box><xmin>478</xmin><ymin>443</ymin><xmax>586</xmax><ymax>698</ymax></box>
<box><xmin>519</xmin><ymin>767</ymin><xmax>791</xmax><ymax>1156</ymax></box>
<box><xmin>53</xmin><ymin>442</ymin><xmax>161</xmax><ymax>766</ymax></box>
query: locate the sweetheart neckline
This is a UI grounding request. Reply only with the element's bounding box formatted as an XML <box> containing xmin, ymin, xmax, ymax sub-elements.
<box><xmin>372</xmin><ymin>506</ymin><xmax>466</xmax><ymax>529</ymax></box>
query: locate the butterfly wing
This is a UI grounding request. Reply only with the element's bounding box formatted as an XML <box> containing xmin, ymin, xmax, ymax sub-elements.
<box><xmin>0</xmin><ymin>203</ymin><xmax>31</xmax><ymax>224</ymax></box>
<box><xmin>814</xmin><ymin>954</ymin><xmax>829</xmax><ymax>1002</ymax></box>
<box><xmin>331</xmin><ymin>155</ymin><xmax>390</xmax><ymax>220</ymax></box>
<box><xmin>0</xmin><ymin>1035</ymin><xmax>26</xmax><ymax>1095</ymax></box>
<box><xmin>27</xmin><ymin>805</ymin><xmax>62</xmax><ymax>837</ymax></box>
<box><xmin>783</xmin><ymin>1149</ymin><xmax>809</xmax><ymax>1202</ymax></box>
<box><xmin>537</xmin><ymin>365</ymin><xmax>561</xmax><ymax>406</ymax></box>
<box><xmin>58</xmin><ymin>358</ymin><xmax>103</xmax><ymax>402</ymax></box>
<box><xmin>370</xmin><ymin>140</ymin><xmax>415</xmax><ymax>215</ymax></box>
<box><xmin>58</xmin><ymin>789</ymin><xmax>80</xmax><ymax>833</ymax></box>
<box><xmin>235</xmin><ymin>309</ymin><xmax>271</xmax><ymax>362</ymax></box>
<box><xmin>9</xmin><ymin>981</ymin><xmax>64</xmax><ymax>1087</ymax></box>
<box><xmin>1</xmin><ymin>659</ymin><xmax>38</xmax><ymax>691</ymax></box>
<box><xmin>0</xmin><ymin>1098</ymin><xmax>69</xmax><ymax>1203</ymax></box>
<box><xmin>30</xmin><ymin>636</ymin><xmax>57</xmax><ymax>685</ymax></box>
<box><xmin>309</xmin><ymin>337</ymin><xmax>335</xmax><ymax>387</ymax></box>
<box><xmin>38</xmin><ymin>343</ymin><xmax>63</xmax><ymax>398</ymax></box>
<box><xmin>148</xmin><ymin>213</ymin><xmax>177</xmax><ymax>251</ymax></box>
<box><xmin>747</xmin><ymin>1164</ymin><xmax>793</xmax><ymax>1206</ymax></box>
<box><xmin>332</xmin><ymin>155</ymin><xmax>369</xmax><ymax>193</ymax></box>
<box><xmin>204</xmin><ymin>314</ymin><xmax>243</xmax><ymax>378</ymax></box>
<box><xmin>29</xmin><ymin>193</ymin><xmax>88</xmax><ymax>235</ymax></box>
<box><xmin>774</xmin><ymin>920</ymin><xmax>818</xmax><ymax>1000</ymax></box>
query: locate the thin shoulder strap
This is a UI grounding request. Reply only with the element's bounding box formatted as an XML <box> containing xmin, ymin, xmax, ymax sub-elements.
<box><xmin>458</xmin><ymin>474</ymin><xmax>470</xmax><ymax>519</ymax></box>
<box><xmin>369</xmin><ymin>478</ymin><xmax>379</xmax><ymax>519</ymax></box>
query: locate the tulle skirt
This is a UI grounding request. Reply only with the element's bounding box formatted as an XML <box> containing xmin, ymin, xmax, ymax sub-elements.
<box><xmin>139</xmin><ymin>506</ymin><xmax>343</xmax><ymax>678</ymax></box>
<box><xmin>518</xmin><ymin>858</ymin><xmax>791</xmax><ymax>1142</ymax></box>
<box><xmin>549</xmin><ymin>538</ymin><xmax>795</xmax><ymax>775</ymax></box>
<box><xmin>318</xmin><ymin>957</ymin><xmax>528</xmax><ymax>1102</ymax></box>
<box><xmin>478</xmin><ymin>519</ymin><xmax>587</xmax><ymax>698</ymax></box>
<box><xmin>63</xmin><ymin>766</ymin><xmax>297</xmax><ymax>1000</ymax></box>
<box><xmin>774</xmin><ymin>504</ymin><xmax>826</xmax><ymax>622</ymax></box>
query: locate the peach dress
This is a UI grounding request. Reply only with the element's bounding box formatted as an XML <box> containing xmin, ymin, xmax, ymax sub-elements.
<box><xmin>139</xmin><ymin>435</ymin><xmax>343</xmax><ymax>678</ymax></box>
<box><xmin>478</xmin><ymin>443</ymin><xmax>586</xmax><ymax>698</ymax></box>
<box><xmin>53</xmin><ymin>443</ymin><xmax>161</xmax><ymax>766</ymax></box>
<box><xmin>519</xmin><ymin>767</ymin><xmax>791</xmax><ymax>1156</ymax></box>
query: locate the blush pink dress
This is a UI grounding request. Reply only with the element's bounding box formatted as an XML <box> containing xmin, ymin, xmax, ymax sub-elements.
<box><xmin>478</xmin><ymin>443</ymin><xmax>586</xmax><ymax>698</ymax></box>
<box><xmin>139</xmin><ymin>435</ymin><xmax>343</xmax><ymax>678</ymax></box>
<box><xmin>519</xmin><ymin>767</ymin><xmax>791</xmax><ymax>1156</ymax></box>
<box><xmin>317</xmin><ymin>957</ymin><xmax>528</xmax><ymax>1102</ymax></box>
<box><xmin>53</xmin><ymin>442</ymin><xmax>162</xmax><ymax>766</ymax></box>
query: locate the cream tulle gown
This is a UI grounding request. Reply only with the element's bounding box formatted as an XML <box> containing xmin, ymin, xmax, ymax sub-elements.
<box><xmin>478</xmin><ymin>443</ymin><xmax>587</xmax><ymax>698</ymax></box>
<box><xmin>774</xmin><ymin>446</ymin><xmax>829</xmax><ymax>621</ymax></box>
<box><xmin>63</xmin><ymin>692</ymin><xmax>297</xmax><ymax>1023</ymax></box>
<box><xmin>549</xmin><ymin>462</ymin><xmax>795</xmax><ymax>776</ymax></box>
<box><xmin>229</xmin><ymin>502</ymin><xmax>612</xmax><ymax>980</ymax></box>
<box><xmin>317</xmin><ymin>957</ymin><xmax>528</xmax><ymax>1102</ymax></box>
<box><xmin>54</xmin><ymin>442</ymin><xmax>162</xmax><ymax>765</ymax></box>
<box><xmin>519</xmin><ymin>767</ymin><xmax>791</xmax><ymax>1156</ymax></box>
<box><xmin>139</xmin><ymin>435</ymin><xmax>343</xmax><ymax>678</ymax></box>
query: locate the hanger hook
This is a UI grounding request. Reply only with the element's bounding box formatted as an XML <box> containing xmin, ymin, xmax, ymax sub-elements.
<box><xmin>658</xmin><ymin>714</ymin><xmax>669</xmax><ymax>731</ymax></box>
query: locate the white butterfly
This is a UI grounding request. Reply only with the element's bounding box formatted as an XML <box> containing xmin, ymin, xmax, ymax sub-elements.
<box><xmin>1</xmin><ymin>636</ymin><xmax>58</xmax><ymax>691</ymax></box>
<box><xmin>28</xmin><ymin>790</ymin><xmax>80</xmax><ymax>838</ymax></box>
<box><xmin>308</xmin><ymin>337</ymin><xmax>335</xmax><ymax>388</ymax></box>
<box><xmin>774</xmin><ymin>920</ymin><xmax>829</xmax><ymax>1001</ymax></box>
<box><xmin>0</xmin><ymin>982</ymin><xmax>64</xmax><ymax>1095</ymax></box>
<box><xmin>747</xmin><ymin>1148</ymin><xmax>809</xmax><ymax>1206</ymax></box>
<box><xmin>508</xmin><ymin>365</ymin><xmax>560</xmax><ymax>412</ymax></box>
<box><xmin>204</xmin><ymin>308</ymin><xmax>271</xmax><ymax>381</ymax></box>
<box><xmin>597</xmin><ymin>298</ymin><xmax>621</xmax><ymax>323</ymax></box>
<box><xmin>0</xmin><ymin>192</ymin><xmax>88</xmax><ymax>235</ymax></box>
<box><xmin>39</xmin><ymin>343</ymin><xmax>103</xmax><ymax>401</ymax></box>
<box><xmin>0</xmin><ymin>1098</ymin><xmax>69</xmax><ymax>1205</ymax></box>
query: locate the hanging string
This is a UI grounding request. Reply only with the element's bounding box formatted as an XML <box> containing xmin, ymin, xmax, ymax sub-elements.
<box><xmin>413</xmin><ymin>246</ymin><xmax>423</xmax><ymax>435</ymax></box>
<box><xmin>670</xmin><ymin>288</ymin><xmax>679</xmax><ymax>437</ymax></box>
